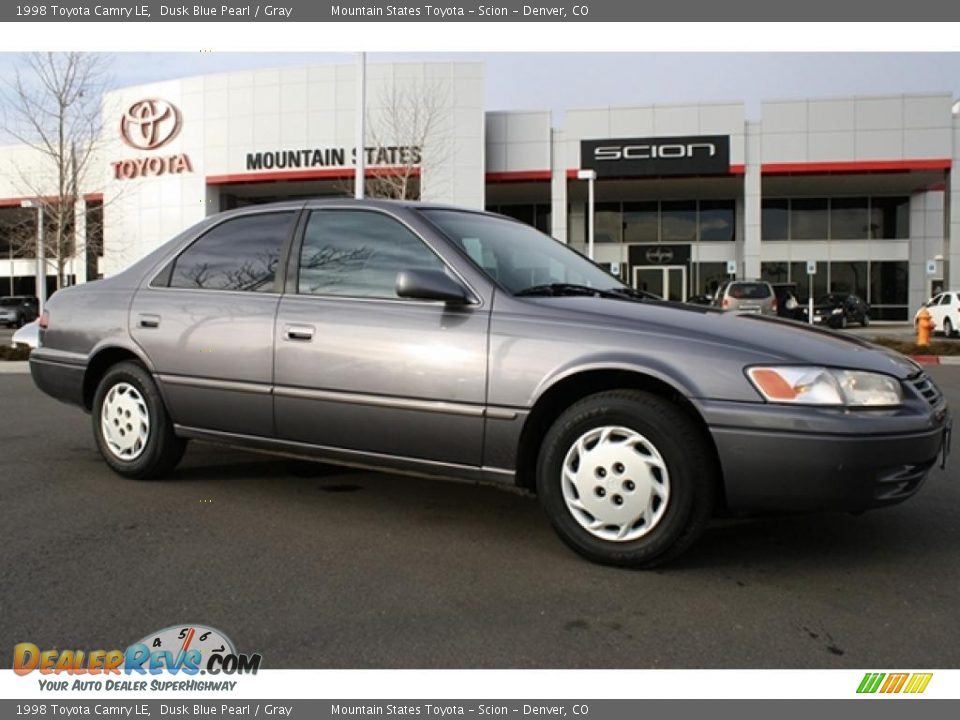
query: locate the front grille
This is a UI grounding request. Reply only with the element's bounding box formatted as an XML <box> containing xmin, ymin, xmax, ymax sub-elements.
<box><xmin>910</xmin><ymin>372</ymin><xmax>943</xmax><ymax>406</ymax></box>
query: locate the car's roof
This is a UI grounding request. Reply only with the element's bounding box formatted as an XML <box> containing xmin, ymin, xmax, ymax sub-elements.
<box><xmin>206</xmin><ymin>197</ymin><xmax>492</xmax><ymax>224</ymax></box>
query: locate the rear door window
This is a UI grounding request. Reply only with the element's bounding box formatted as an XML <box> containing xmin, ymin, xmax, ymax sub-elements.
<box><xmin>168</xmin><ymin>211</ymin><xmax>296</xmax><ymax>292</ymax></box>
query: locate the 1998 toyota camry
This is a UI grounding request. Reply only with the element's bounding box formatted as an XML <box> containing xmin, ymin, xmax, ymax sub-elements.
<box><xmin>30</xmin><ymin>199</ymin><xmax>951</xmax><ymax>567</ymax></box>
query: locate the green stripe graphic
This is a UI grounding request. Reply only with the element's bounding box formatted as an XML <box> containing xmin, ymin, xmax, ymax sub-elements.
<box><xmin>857</xmin><ymin>672</ymin><xmax>886</xmax><ymax>693</ymax></box>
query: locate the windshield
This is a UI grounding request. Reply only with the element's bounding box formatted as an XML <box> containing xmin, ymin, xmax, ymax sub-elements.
<box><xmin>420</xmin><ymin>209</ymin><xmax>624</xmax><ymax>294</ymax></box>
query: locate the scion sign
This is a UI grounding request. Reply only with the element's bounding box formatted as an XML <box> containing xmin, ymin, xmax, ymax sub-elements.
<box><xmin>581</xmin><ymin>135</ymin><xmax>730</xmax><ymax>177</ymax></box>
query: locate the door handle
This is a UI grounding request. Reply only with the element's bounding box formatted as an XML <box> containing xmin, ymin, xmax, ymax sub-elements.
<box><xmin>138</xmin><ymin>314</ymin><xmax>161</xmax><ymax>329</ymax></box>
<box><xmin>285</xmin><ymin>324</ymin><xmax>315</xmax><ymax>341</ymax></box>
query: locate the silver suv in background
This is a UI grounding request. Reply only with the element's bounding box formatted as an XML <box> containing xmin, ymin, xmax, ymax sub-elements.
<box><xmin>0</xmin><ymin>296</ymin><xmax>39</xmax><ymax>328</ymax></box>
<box><xmin>712</xmin><ymin>280</ymin><xmax>778</xmax><ymax>316</ymax></box>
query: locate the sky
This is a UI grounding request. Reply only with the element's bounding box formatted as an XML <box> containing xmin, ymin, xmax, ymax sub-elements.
<box><xmin>1</xmin><ymin>51</ymin><xmax>959</xmax><ymax>125</ymax></box>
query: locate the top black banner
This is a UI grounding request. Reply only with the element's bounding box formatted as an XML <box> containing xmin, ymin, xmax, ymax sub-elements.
<box><xmin>5</xmin><ymin>0</ymin><xmax>960</xmax><ymax>21</ymax></box>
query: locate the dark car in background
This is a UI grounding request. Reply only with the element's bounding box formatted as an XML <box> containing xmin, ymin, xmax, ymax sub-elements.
<box><xmin>0</xmin><ymin>296</ymin><xmax>39</xmax><ymax>328</ymax></box>
<box><xmin>771</xmin><ymin>283</ymin><xmax>805</xmax><ymax>321</ymax></box>
<box><xmin>27</xmin><ymin>199</ymin><xmax>949</xmax><ymax>568</ymax></box>
<box><xmin>808</xmin><ymin>293</ymin><xmax>871</xmax><ymax>329</ymax></box>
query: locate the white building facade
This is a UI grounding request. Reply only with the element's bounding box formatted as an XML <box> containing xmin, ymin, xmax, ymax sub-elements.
<box><xmin>1</xmin><ymin>60</ymin><xmax>958</xmax><ymax>321</ymax></box>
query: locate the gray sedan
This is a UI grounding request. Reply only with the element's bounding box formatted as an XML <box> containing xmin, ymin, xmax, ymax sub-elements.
<box><xmin>29</xmin><ymin>199</ymin><xmax>950</xmax><ymax>567</ymax></box>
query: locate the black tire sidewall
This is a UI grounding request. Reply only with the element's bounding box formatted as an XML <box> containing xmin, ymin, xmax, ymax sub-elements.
<box><xmin>946</xmin><ymin>319</ymin><xmax>953</xmax><ymax>337</ymax></box>
<box><xmin>537</xmin><ymin>392</ymin><xmax>711</xmax><ymax>567</ymax></box>
<box><xmin>92</xmin><ymin>362</ymin><xmax>177</xmax><ymax>479</ymax></box>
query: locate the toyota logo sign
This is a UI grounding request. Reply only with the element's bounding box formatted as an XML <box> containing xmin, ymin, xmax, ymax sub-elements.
<box><xmin>120</xmin><ymin>98</ymin><xmax>182</xmax><ymax>151</ymax></box>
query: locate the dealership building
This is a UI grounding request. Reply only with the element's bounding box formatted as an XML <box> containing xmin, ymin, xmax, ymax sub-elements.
<box><xmin>1</xmin><ymin>59</ymin><xmax>959</xmax><ymax>320</ymax></box>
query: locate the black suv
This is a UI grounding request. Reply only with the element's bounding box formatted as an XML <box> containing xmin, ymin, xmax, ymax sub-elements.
<box><xmin>0</xmin><ymin>296</ymin><xmax>40</xmax><ymax>328</ymax></box>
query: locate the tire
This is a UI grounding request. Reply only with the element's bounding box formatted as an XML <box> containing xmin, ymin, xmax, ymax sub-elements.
<box><xmin>91</xmin><ymin>361</ymin><xmax>186</xmax><ymax>479</ymax></box>
<box><xmin>15</xmin><ymin>315</ymin><xmax>24</xmax><ymax>328</ymax></box>
<box><xmin>861</xmin><ymin>313</ymin><xmax>870</xmax><ymax>328</ymax></box>
<box><xmin>944</xmin><ymin>318</ymin><xmax>953</xmax><ymax>338</ymax></box>
<box><xmin>536</xmin><ymin>390</ymin><xmax>717</xmax><ymax>568</ymax></box>
<box><xmin>840</xmin><ymin>314</ymin><xmax>848</xmax><ymax>330</ymax></box>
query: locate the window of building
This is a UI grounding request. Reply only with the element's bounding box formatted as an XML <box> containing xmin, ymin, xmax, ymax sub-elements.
<box><xmin>298</xmin><ymin>210</ymin><xmax>444</xmax><ymax>299</ymax></box>
<box><xmin>761</xmin><ymin>199</ymin><xmax>789</xmax><ymax>241</ymax></box>
<box><xmin>760</xmin><ymin>262</ymin><xmax>789</xmax><ymax>285</ymax></box>
<box><xmin>870</xmin><ymin>261</ymin><xmax>909</xmax><ymax>320</ymax></box>
<box><xmin>623</xmin><ymin>202</ymin><xmax>659</xmax><ymax>243</ymax></box>
<box><xmin>830</xmin><ymin>197</ymin><xmax>869</xmax><ymax>240</ymax></box>
<box><xmin>698</xmin><ymin>200</ymin><xmax>735</xmax><ymax>242</ymax></box>
<box><xmin>763</xmin><ymin>196</ymin><xmax>910</xmax><ymax>241</ymax></box>
<box><xmin>534</xmin><ymin>205</ymin><xmax>551</xmax><ymax>235</ymax></box>
<box><xmin>693</xmin><ymin>262</ymin><xmax>730</xmax><ymax>298</ymax></box>
<box><xmin>869</xmin><ymin>197</ymin><xmax>910</xmax><ymax>239</ymax></box>
<box><xmin>762</xmin><ymin>259</ymin><xmax>907</xmax><ymax>320</ymax></box>
<box><xmin>660</xmin><ymin>201</ymin><xmax>697</xmax><ymax>242</ymax></box>
<box><xmin>170</xmin><ymin>211</ymin><xmax>295</xmax><ymax>292</ymax></box>
<box><xmin>790</xmin><ymin>198</ymin><xmax>829</xmax><ymax>240</ymax></box>
<box><xmin>594</xmin><ymin>202</ymin><xmax>622</xmax><ymax>243</ymax></box>
<box><xmin>829</xmin><ymin>261</ymin><xmax>868</xmax><ymax>296</ymax></box>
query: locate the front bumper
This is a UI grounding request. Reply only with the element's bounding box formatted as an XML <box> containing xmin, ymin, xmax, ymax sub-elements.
<box><xmin>698</xmin><ymin>380</ymin><xmax>949</xmax><ymax>514</ymax></box>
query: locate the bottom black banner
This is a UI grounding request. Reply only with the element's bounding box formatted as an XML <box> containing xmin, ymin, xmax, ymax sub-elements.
<box><xmin>1</xmin><ymin>700</ymin><xmax>957</xmax><ymax>720</ymax></box>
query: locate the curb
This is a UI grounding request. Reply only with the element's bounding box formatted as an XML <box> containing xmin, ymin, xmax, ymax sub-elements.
<box><xmin>0</xmin><ymin>361</ymin><xmax>30</xmax><ymax>374</ymax></box>
<box><xmin>909</xmin><ymin>355</ymin><xmax>960</xmax><ymax>366</ymax></box>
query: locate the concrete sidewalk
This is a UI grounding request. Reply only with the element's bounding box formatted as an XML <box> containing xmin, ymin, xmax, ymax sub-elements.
<box><xmin>0</xmin><ymin>362</ymin><xmax>29</xmax><ymax>374</ymax></box>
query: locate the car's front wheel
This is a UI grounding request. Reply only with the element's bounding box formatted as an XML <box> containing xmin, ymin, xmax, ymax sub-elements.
<box><xmin>536</xmin><ymin>390</ymin><xmax>716</xmax><ymax>568</ymax></box>
<box><xmin>92</xmin><ymin>361</ymin><xmax>186</xmax><ymax>479</ymax></box>
<box><xmin>944</xmin><ymin>318</ymin><xmax>954</xmax><ymax>338</ymax></box>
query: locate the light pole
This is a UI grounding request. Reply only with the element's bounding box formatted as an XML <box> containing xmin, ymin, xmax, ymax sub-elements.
<box><xmin>577</xmin><ymin>169</ymin><xmax>597</xmax><ymax>260</ymax></box>
<box><xmin>20</xmin><ymin>200</ymin><xmax>45</xmax><ymax>313</ymax></box>
<box><xmin>355</xmin><ymin>51</ymin><xmax>366</xmax><ymax>200</ymax></box>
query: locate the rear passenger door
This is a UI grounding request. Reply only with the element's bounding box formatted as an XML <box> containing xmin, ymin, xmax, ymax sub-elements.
<box><xmin>272</xmin><ymin>207</ymin><xmax>489</xmax><ymax>466</ymax></box>
<box><xmin>131</xmin><ymin>209</ymin><xmax>300</xmax><ymax>438</ymax></box>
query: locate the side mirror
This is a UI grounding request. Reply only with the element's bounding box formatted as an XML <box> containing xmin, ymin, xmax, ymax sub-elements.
<box><xmin>395</xmin><ymin>269</ymin><xmax>472</xmax><ymax>304</ymax></box>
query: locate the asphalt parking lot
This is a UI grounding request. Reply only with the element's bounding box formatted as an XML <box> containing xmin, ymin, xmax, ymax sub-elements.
<box><xmin>2</xmin><ymin>366</ymin><xmax>959</xmax><ymax>670</ymax></box>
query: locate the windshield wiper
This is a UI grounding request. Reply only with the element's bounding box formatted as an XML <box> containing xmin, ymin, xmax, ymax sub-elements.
<box><xmin>515</xmin><ymin>283</ymin><xmax>657</xmax><ymax>301</ymax></box>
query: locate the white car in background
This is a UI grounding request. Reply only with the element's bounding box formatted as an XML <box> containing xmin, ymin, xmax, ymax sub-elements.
<box><xmin>916</xmin><ymin>291</ymin><xmax>960</xmax><ymax>337</ymax></box>
<box><xmin>11</xmin><ymin>319</ymin><xmax>39</xmax><ymax>349</ymax></box>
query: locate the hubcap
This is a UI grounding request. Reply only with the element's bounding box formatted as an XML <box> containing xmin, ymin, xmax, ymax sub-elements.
<box><xmin>561</xmin><ymin>425</ymin><xmax>670</xmax><ymax>542</ymax></box>
<box><xmin>100</xmin><ymin>382</ymin><xmax>150</xmax><ymax>461</ymax></box>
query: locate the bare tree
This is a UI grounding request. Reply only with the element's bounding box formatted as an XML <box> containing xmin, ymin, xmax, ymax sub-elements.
<box><xmin>339</xmin><ymin>77</ymin><xmax>454</xmax><ymax>200</ymax></box>
<box><xmin>1</xmin><ymin>52</ymin><xmax>111</xmax><ymax>289</ymax></box>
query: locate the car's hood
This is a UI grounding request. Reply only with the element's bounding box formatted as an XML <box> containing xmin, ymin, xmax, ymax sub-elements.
<box><xmin>518</xmin><ymin>297</ymin><xmax>920</xmax><ymax>379</ymax></box>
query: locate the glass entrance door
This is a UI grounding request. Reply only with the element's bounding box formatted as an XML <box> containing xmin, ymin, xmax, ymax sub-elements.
<box><xmin>633</xmin><ymin>265</ymin><xmax>687</xmax><ymax>302</ymax></box>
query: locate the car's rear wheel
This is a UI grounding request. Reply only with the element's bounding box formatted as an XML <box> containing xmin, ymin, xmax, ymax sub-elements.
<box><xmin>536</xmin><ymin>390</ymin><xmax>716</xmax><ymax>568</ymax></box>
<box><xmin>945</xmin><ymin>318</ymin><xmax>954</xmax><ymax>338</ymax></box>
<box><xmin>92</xmin><ymin>361</ymin><xmax>186</xmax><ymax>479</ymax></box>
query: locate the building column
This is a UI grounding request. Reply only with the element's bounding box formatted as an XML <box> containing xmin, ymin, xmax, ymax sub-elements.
<box><xmin>550</xmin><ymin>128</ymin><xmax>568</xmax><ymax>244</ymax></box>
<box><xmin>73</xmin><ymin>199</ymin><xmax>88</xmax><ymax>285</ymax></box>
<box><xmin>742</xmin><ymin>121</ymin><xmax>762</xmax><ymax>279</ymax></box>
<box><xmin>949</xmin><ymin>116</ymin><xmax>960</xmax><ymax>290</ymax></box>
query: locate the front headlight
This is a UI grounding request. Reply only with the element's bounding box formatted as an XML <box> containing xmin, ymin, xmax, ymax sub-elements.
<box><xmin>746</xmin><ymin>366</ymin><xmax>903</xmax><ymax>407</ymax></box>
<box><xmin>831</xmin><ymin>307</ymin><xmax>843</xmax><ymax>315</ymax></box>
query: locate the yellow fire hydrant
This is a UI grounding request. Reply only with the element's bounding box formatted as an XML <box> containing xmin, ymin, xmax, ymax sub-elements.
<box><xmin>917</xmin><ymin>307</ymin><xmax>935</xmax><ymax>346</ymax></box>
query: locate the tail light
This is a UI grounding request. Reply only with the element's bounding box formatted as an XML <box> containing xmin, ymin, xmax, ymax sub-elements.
<box><xmin>722</xmin><ymin>298</ymin><xmax>729</xmax><ymax>308</ymax></box>
<box><xmin>39</xmin><ymin>310</ymin><xmax>49</xmax><ymax>329</ymax></box>
<box><xmin>771</xmin><ymin>297</ymin><xmax>779</xmax><ymax>312</ymax></box>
